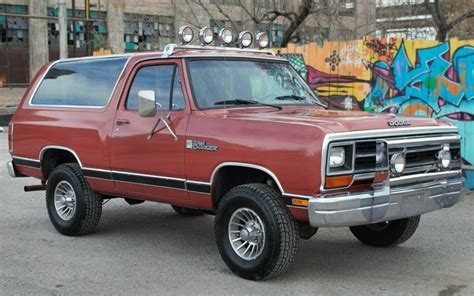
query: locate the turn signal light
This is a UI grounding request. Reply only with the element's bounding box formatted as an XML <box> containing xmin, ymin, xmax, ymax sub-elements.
<box><xmin>325</xmin><ymin>175</ymin><xmax>353</xmax><ymax>189</ymax></box>
<box><xmin>373</xmin><ymin>171</ymin><xmax>389</xmax><ymax>183</ymax></box>
<box><xmin>291</xmin><ymin>198</ymin><xmax>309</xmax><ymax>207</ymax></box>
<box><xmin>8</xmin><ymin>123</ymin><xmax>13</xmax><ymax>153</ymax></box>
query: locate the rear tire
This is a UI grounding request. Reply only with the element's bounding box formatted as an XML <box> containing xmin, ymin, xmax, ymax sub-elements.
<box><xmin>46</xmin><ymin>163</ymin><xmax>102</xmax><ymax>236</ymax></box>
<box><xmin>171</xmin><ymin>205</ymin><xmax>204</xmax><ymax>216</ymax></box>
<box><xmin>215</xmin><ymin>184</ymin><xmax>299</xmax><ymax>280</ymax></box>
<box><xmin>349</xmin><ymin>215</ymin><xmax>420</xmax><ymax>247</ymax></box>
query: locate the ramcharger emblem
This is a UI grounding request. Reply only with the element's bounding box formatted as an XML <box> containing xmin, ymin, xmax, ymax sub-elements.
<box><xmin>186</xmin><ymin>139</ymin><xmax>218</xmax><ymax>151</ymax></box>
<box><xmin>388</xmin><ymin>120</ymin><xmax>411</xmax><ymax>127</ymax></box>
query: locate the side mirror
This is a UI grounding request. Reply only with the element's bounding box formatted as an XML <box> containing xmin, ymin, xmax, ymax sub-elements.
<box><xmin>138</xmin><ymin>90</ymin><xmax>156</xmax><ymax>117</ymax></box>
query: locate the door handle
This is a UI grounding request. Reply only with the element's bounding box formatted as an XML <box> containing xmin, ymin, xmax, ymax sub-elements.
<box><xmin>115</xmin><ymin>119</ymin><xmax>130</xmax><ymax>126</ymax></box>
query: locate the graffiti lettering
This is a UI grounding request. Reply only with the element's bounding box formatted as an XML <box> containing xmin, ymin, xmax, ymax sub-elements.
<box><xmin>279</xmin><ymin>38</ymin><xmax>473</xmax><ymax>187</ymax></box>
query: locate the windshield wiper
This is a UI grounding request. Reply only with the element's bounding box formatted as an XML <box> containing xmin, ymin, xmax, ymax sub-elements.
<box><xmin>214</xmin><ymin>99</ymin><xmax>282</xmax><ymax>111</ymax></box>
<box><xmin>274</xmin><ymin>95</ymin><xmax>328</xmax><ymax>109</ymax></box>
<box><xmin>274</xmin><ymin>95</ymin><xmax>308</xmax><ymax>101</ymax></box>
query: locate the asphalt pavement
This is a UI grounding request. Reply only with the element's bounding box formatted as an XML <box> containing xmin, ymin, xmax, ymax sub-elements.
<box><xmin>1</xmin><ymin>131</ymin><xmax>473</xmax><ymax>295</ymax></box>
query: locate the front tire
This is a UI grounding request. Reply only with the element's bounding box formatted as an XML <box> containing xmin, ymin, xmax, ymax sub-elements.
<box><xmin>46</xmin><ymin>163</ymin><xmax>102</xmax><ymax>236</ymax></box>
<box><xmin>215</xmin><ymin>184</ymin><xmax>299</xmax><ymax>281</ymax></box>
<box><xmin>349</xmin><ymin>215</ymin><xmax>420</xmax><ymax>247</ymax></box>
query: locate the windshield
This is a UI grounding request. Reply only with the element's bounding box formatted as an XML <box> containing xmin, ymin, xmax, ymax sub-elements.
<box><xmin>187</xmin><ymin>59</ymin><xmax>325</xmax><ymax>109</ymax></box>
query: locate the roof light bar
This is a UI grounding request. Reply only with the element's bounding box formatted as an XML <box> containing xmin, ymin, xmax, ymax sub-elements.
<box><xmin>218</xmin><ymin>28</ymin><xmax>233</xmax><ymax>46</ymax></box>
<box><xmin>256</xmin><ymin>32</ymin><xmax>269</xmax><ymax>49</ymax></box>
<box><xmin>238</xmin><ymin>31</ymin><xmax>253</xmax><ymax>48</ymax></box>
<box><xmin>178</xmin><ymin>25</ymin><xmax>194</xmax><ymax>44</ymax></box>
<box><xmin>199</xmin><ymin>27</ymin><xmax>214</xmax><ymax>45</ymax></box>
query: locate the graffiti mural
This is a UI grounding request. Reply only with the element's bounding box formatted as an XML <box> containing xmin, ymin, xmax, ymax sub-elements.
<box><xmin>278</xmin><ymin>37</ymin><xmax>474</xmax><ymax>188</ymax></box>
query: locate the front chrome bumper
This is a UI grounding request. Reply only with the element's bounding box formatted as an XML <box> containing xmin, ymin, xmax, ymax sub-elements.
<box><xmin>308</xmin><ymin>170</ymin><xmax>465</xmax><ymax>227</ymax></box>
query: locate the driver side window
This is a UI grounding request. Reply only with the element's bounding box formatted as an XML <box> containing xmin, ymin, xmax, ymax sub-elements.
<box><xmin>126</xmin><ymin>64</ymin><xmax>185</xmax><ymax>111</ymax></box>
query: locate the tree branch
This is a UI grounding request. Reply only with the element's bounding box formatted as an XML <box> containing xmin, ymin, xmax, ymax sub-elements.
<box><xmin>212</xmin><ymin>2</ymin><xmax>240</xmax><ymax>32</ymax></box>
<box><xmin>238</xmin><ymin>0</ymin><xmax>260</xmax><ymax>24</ymax></box>
<box><xmin>171</xmin><ymin>0</ymin><xmax>201</xmax><ymax>28</ymax></box>
<box><xmin>446</xmin><ymin>9</ymin><xmax>474</xmax><ymax>31</ymax></box>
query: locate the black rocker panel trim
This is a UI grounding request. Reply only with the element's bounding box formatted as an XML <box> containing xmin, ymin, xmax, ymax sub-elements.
<box><xmin>111</xmin><ymin>172</ymin><xmax>186</xmax><ymax>190</ymax></box>
<box><xmin>12</xmin><ymin>158</ymin><xmax>41</xmax><ymax>169</ymax></box>
<box><xmin>82</xmin><ymin>169</ymin><xmax>113</xmax><ymax>180</ymax></box>
<box><xmin>185</xmin><ymin>181</ymin><xmax>211</xmax><ymax>194</ymax></box>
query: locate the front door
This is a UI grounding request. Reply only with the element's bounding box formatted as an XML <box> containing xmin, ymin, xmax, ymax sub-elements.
<box><xmin>110</xmin><ymin>59</ymin><xmax>189</xmax><ymax>202</ymax></box>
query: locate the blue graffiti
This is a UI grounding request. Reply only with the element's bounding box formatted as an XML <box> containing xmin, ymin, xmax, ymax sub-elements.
<box><xmin>364</xmin><ymin>41</ymin><xmax>474</xmax><ymax>168</ymax></box>
<box><xmin>365</xmin><ymin>42</ymin><xmax>473</xmax><ymax>113</ymax></box>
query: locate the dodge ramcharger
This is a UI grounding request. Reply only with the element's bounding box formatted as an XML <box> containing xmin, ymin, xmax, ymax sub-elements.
<box><xmin>6</xmin><ymin>26</ymin><xmax>465</xmax><ymax>280</ymax></box>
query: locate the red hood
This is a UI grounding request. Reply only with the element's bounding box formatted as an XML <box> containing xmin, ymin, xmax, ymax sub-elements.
<box><xmin>202</xmin><ymin>106</ymin><xmax>450</xmax><ymax>133</ymax></box>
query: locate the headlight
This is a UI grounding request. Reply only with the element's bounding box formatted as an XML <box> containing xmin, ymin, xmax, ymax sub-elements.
<box><xmin>329</xmin><ymin>147</ymin><xmax>345</xmax><ymax>168</ymax></box>
<box><xmin>390</xmin><ymin>153</ymin><xmax>406</xmax><ymax>174</ymax></box>
<box><xmin>327</xmin><ymin>143</ymin><xmax>354</xmax><ymax>175</ymax></box>
<box><xmin>437</xmin><ymin>149</ymin><xmax>451</xmax><ymax>169</ymax></box>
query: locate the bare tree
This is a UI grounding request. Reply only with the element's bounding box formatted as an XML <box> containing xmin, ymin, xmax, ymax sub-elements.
<box><xmin>171</xmin><ymin>0</ymin><xmax>353</xmax><ymax>47</ymax></box>
<box><xmin>424</xmin><ymin>0</ymin><xmax>474</xmax><ymax>41</ymax></box>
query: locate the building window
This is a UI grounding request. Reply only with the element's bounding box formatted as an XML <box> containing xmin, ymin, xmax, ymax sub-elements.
<box><xmin>313</xmin><ymin>0</ymin><xmax>328</xmax><ymax>9</ymax></box>
<box><xmin>210</xmin><ymin>0</ymin><xmax>238</xmax><ymax>5</ymax></box>
<box><xmin>0</xmin><ymin>4</ymin><xmax>28</xmax><ymax>46</ymax></box>
<box><xmin>257</xmin><ymin>0</ymin><xmax>284</xmax><ymax>10</ymax></box>
<box><xmin>46</xmin><ymin>7</ymin><xmax>107</xmax><ymax>50</ymax></box>
<box><xmin>385</xmin><ymin>27</ymin><xmax>436</xmax><ymax>40</ymax></box>
<box><xmin>339</xmin><ymin>0</ymin><xmax>355</xmax><ymax>15</ymax></box>
<box><xmin>124</xmin><ymin>14</ymin><xmax>174</xmax><ymax>51</ymax></box>
<box><xmin>376</xmin><ymin>0</ymin><xmax>434</xmax><ymax>7</ymax></box>
<box><xmin>268</xmin><ymin>24</ymin><xmax>284</xmax><ymax>47</ymax></box>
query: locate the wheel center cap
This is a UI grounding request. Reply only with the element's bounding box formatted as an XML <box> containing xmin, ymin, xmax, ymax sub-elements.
<box><xmin>240</xmin><ymin>228</ymin><xmax>250</xmax><ymax>241</ymax></box>
<box><xmin>63</xmin><ymin>193</ymin><xmax>75</xmax><ymax>206</ymax></box>
<box><xmin>239</xmin><ymin>222</ymin><xmax>262</xmax><ymax>243</ymax></box>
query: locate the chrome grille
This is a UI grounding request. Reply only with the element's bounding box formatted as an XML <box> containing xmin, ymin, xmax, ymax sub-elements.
<box><xmin>388</xmin><ymin>137</ymin><xmax>461</xmax><ymax>177</ymax></box>
<box><xmin>322</xmin><ymin>127</ymin><xmax>462</xmax><ymax>190</ymax></box>
<box><xmin>327</xmin><ymin>133</ymin><xmax>461</xmax><ymax>177</ymax></box>
<box><xmin>354</xmin><ymin>141</ymin><xmax>377</xmax><ymax>173</ymax></box>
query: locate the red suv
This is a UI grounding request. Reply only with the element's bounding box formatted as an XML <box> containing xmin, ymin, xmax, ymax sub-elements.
<box><xmin>6</xmin><ymin>28</ymin><xmax>465</xmax><ymax>280</ymax></box>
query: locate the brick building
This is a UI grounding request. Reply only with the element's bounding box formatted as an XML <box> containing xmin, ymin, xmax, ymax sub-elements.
<box><xmin>0</xmin><ymin>0</ymin><xmax>472</xmax><ymax>85</ymax></box>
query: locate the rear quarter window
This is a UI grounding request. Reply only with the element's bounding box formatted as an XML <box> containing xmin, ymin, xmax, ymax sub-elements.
<box><xmin>31</xmin><ymin>57</ymin><xmax>128</xmax><ymax>107</ymax></box>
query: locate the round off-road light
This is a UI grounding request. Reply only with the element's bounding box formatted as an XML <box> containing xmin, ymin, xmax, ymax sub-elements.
<box><xmin>199</xmin><ymin>27</ymin><xmax>214</xmax><ymax>45</ymax></box>
<box><xmin>178</xmin><ymin>25</ymin><xmax>194</xmax><ymax>44</ymax></box>
<box><xmin>218</xmin><ymin>28</ymin><xmax>233</xmax><ymax>45</ymax></box>
<box><xmin>238</xmin><ymin>31</ymin><xmax>253</xmax><ymax>48</ymax></box>
<box><xmin>437</xmin><ymin>149</ymin><xmax>451</xmax><ymax>169</ymax></box>
<box><xmin>390</xmin><ymin>153</ymin><xmax>406</xmax><ymax>175</ymax></box>
<box><xmin>255</xmin><ymin>32</ymin><xmax>269</xmax><ymax>49</ymax></box>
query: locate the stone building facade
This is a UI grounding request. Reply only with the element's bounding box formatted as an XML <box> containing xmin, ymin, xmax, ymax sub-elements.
<box><xmin>0</xmin><ymin>0</ymin><xmax>471</xmax><ymax>84</ymax></box>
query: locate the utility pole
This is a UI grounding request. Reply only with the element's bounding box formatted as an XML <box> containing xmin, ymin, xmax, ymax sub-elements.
<box><xmin>58</xmin><ymin>0</ymin><xmax>68</xmax><ymax>59</ymax></box>
<box><xmin>72</xmin><ymin>0</ymin><xmax>77</xmax><ymax>58</ymax></box>
<box><xmin>85</xmin><ymin>0</ymin><xmax>90</xmax><ymax>56</ymax></box>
